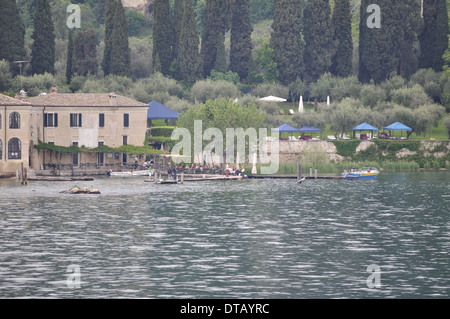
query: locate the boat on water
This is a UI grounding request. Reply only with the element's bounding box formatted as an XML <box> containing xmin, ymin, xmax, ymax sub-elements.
<box><xmin>107</xmin><ymin>170</ymin><xmax>149</xmax><ymax>177</ymax></box>
<box><xmin>341</xmin><ymin>167</ymin><xmax>379</xmax><ymax>180</ymax></box>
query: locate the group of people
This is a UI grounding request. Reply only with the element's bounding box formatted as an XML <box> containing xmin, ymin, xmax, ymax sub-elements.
<box><xmin>225</xmin><ymin>164</ymin><xmax>244</xmax><ymax>177</ymax></box>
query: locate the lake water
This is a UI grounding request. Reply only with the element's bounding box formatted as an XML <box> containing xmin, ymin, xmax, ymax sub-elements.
<box><xmin>0</xmin><ymin>172</ymin><xmax>448</xmax><ymax>298</ymax></box>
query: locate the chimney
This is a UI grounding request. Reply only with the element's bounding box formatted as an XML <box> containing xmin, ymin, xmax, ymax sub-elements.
<box><xmin>50</xmin><ymin>87</ymin><xmax>58</xmax><ymax>94</ymax></box>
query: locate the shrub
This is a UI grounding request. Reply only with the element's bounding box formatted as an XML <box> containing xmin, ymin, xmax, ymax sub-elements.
<box><xmin>251</xmin><ymin>82</ymin><xmax>289</xmax><ymax>99</ymax></box>
<box><xmin>410</xmin><ymin>68</ymin><xmax>442</xmax><ymax>101</ymax></box>
<box><xmin>360</xmin><ymin>84</ymin><xmax>387</xmax><ymax>108</ymax></box>
<box><xmin>151</xmin><ymin>126</ymin><xmax>176</xmax><ymax>137</ymax></box>
<box><xmin>391</xmin><ymin>84</ymin><xmax>433</xmax><ymax>109</ymax></box>
<box><xmin>190</xmin><ymin>79</ymin><xmax>241</xmax><ymax>103</ymax></box>
<box><xmin>444</xmin><ymin>117</ymin><xmax>450</xmax><ymax>138</ymax></box>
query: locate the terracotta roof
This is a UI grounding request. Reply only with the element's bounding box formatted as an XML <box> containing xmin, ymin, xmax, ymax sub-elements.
<box><xmin>0</xmin><ymin>93</ymin><xmax>31</xmax><ymax>106</ymax></box>
<box><xmin>27</xmin><ymin>93</ymin><xmax>148</xmax><ymax>108</ymax></box>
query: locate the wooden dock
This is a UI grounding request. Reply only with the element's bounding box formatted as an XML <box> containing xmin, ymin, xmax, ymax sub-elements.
<box><xmin>28</xmin><ymin>176</ymin><xmax>95</xmax><ymax>182</ymax></box>
<box><xmin>145</xmin><ymin>173</ymin><xmax>243</xmax><ymax>184</ymax></box>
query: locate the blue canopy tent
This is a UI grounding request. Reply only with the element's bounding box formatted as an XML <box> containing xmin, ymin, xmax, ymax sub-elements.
<box><xmin>353</xmin><ymin>122</ymin><xmax>379</xmax><ymax>139</ymax></box>
<box><xmin>383</xmin><ymin>122</ymin><xmax>413</xmax><ymax>139</ymax></box>
<box><xmin>298</xmin><ymin>126</ymin><xmax>323</xmax><ymax>140</ymax></box>
<box><xmin>147</xmin><ymin>100</ymin><xmax>178</xmax><ymax>121</ymax></box>
<box><xmin>272</xmin><ymin>124</ymin><xmax>300</xmax><ymax>140</ymax></box>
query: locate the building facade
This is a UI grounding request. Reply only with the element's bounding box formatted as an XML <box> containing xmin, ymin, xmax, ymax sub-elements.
<box><xmin>0</xmin><ymin>91</ymin><xmax>149</xmax><ymax>177</ymax></box>
<box><xmin>0</xmin><ymin>94</ymin><xmax>32</xmax><ymax>178</ymax></box>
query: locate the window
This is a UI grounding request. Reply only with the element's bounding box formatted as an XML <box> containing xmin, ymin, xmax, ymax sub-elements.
<box><xmin>0</xmin><ymin>139</ymin><xmax>2</xmax><ymax>160</ymax></box>
<box><xmin>123</xmin><ymin>113</ymin><xmax>129</xmax><ymax>128</ymax></box>
<box><xmin>70</xmin><ymin>113</ymin><xmax>82</xmax><ymax>127</ymax></box>
<box><xmin>123</xmin><ymin>136</ymin><xmax>128</xmax><ymax>145</ymax></box>
<box><xmin>44</xmin><ymin>113</ymin><xmax>58</xmax><ymax>127</ymax></box>
<box><xmin>9</xmin><ymin>112</ymin><xmax>20</xmax><ymax>129</ymax></box>
<box><xmin>99</xmin><ymin>113</ymin><xmax>105</xmax><ymax>128</ymax></box>
<box><xmin>0</xmin><ymin>114</ymin><xmax>2</xmax><ymax>129</ymax></box>
<box><xmin>8</xmin><ymin>138</ymin><xmax>21</xmax><ymax>159</ymax></box>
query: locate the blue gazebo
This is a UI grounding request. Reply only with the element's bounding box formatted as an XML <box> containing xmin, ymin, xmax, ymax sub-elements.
<box><xmin>272</xmin><ymin>124</ymin><xmax>300</xmax><ymax>139</ymax></box>
<box><xmin>353</xmin><ymin>122</ymin><xmax>379</xmax><ymax>139</ymax></box>
<box><xmin>147</xmin><ymin>100</ymin><xmax>178</xmax><ymax>121</ymax></box>
<box><xmin>298</xmin><ymin>126</ymin><xmax>323</xmax><ymax>140</ymax></box>
<box><xmin>384</xmin><ymin>122</ymin><xmax>413</xmax><ymax>139</ymax></box>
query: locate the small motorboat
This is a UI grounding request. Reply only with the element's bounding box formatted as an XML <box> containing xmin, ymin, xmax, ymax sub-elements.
<box><xmin>341</xmin><ymin>167</ymin><xmax>379</xmax><ymax>180</ymax></box>
<box><xmin>107</xmin><ymin>170</ymin><xmax>149</xmax><ymax>177</ymax></box>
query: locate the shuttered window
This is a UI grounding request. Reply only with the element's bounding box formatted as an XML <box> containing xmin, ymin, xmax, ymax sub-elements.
<box><xmin>0</xmin><ymin>139</ymin><xmax>2</xmax><ymax>160</ymax></box>
<box><xmin>44</xmin><ymin>113</ymin><xmax>58</xmax><ymax>127</ymax></box>
<box><xmin>99</xmin><ymin>113</ymin><xmax>105</xmax><ymax>127</ymax></box>
<box><xmin>70</xmin><ymin>113</ymin><xmax>82</xmax><ymax>127</ymax></box>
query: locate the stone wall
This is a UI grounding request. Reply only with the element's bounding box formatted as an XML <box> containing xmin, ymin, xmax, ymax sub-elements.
<box><xmin>270</xmin><ymin>140</ymin><xmax>450</xmax><ymax>164</ymax></box>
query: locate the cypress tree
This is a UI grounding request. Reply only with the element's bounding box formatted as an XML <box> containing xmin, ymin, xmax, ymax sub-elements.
<box><xmin>178</xmin><ymin>0</ymin><xmax>202</xmax><ymax>83</ymax></box>
<box><xmin>110</xmin><ymin>1</ymin><xmax>130</xmax><ymax>76</ymax></box>
<box><xmin>398</xmin><ymin>0</ymin><xmax>422</xmax><ymax>78</ymax></box>
<box><xmin>97</xmin><ymin>0</ymin><xmax>107</xmax><ymax>25</ymax></box>
<box><xmin>303</xmin><ymin>0</ymin><xmax>334</xmax><ymax>83</ymax></box>
<box><xmin>230</xmin><ymin>0</ymin><xmax>253</xmax><ymax>82</ymax></box>
<box><xmin>102</xmin><ymin>0</ymin><xmax>130</xmax><ymax>77</ymax></box>
<box><xmin>214</xmin><ymin>32</ymin><xmax>228</xmax><ymax>73</ymax></box>
<box><xmin>0</xmin><ymin>0</ymin><xmax>26</xmax><ymax>73</ymax></box>
<box><xmin>330</xmin><ymin>0</ymin><xmax>353</xmax><ymax>78</ymax></box>
<box><xmin>102</xmin><ymin>0</ymin><xmax>117</xmax><ymax>76</ymax></box>
<box><xmin>201</xmin><ymin>0</ymin><xmax>232</xmax><ymax>78</ymax></box>
<box><xmin>152</xmin><ymin>0</ymin><xmax>172</xmax><ymax>76</ymax></box>
<box><xmin>271</xmin><ymin>0</ymin><xmax>304</xmax><ymax>85</ymax></box>
<box><xmin>419</xmin><ymin>0</ymin><xmax>449</xmax><ymax>71</ymax></box>
<box><xmin>30</xmin><ymin>0</ymin><xmax>55</xmax><ymax>75</ymax></box>
<box><xmin>172</xmin><ymin>0</ymin><xmax>184</xmax><ymax>62</ymax></box>
<box><xmin>66</xmin><ymin>30</ymin><xmax>74</xmax><ymax>83</ymax></box>
<box><xmin>72</xmin><ymin>29</ymin><xmax>98</xmax><ymax>77</ymax></box>
<box><xmin>358</xmin><ymin>0</ymin><xmax>403</xmax><ymax>83</ymax></box>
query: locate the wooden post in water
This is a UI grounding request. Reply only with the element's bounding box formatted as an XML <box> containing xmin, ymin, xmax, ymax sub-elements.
<box><xmin>310</xmin><ymin>167</ymin><xmax>313</xmax><ymax>177</ymax></box>
<box><xmin>154</xmin><ymin>171</ymin><xmax>158</xmax><ymax>184</ymax></box>
<box><xmin>181</xmin><ymin>172</ymin><xmax>184</xmax><ymax>184</ymax></box>
<box><xmin>315</xmin><ymin>168</ymin><xmax>318</xmax><ymax>179</ymax></box>
<box><xmin>21</xmin><ymin>163</ymin><xmax>24</xmax><ymax>185</ymax></box>
<box><xmin>297</xmin><ymin>164</ymin><xmax>302</xmax><ymax>183</ymax></box>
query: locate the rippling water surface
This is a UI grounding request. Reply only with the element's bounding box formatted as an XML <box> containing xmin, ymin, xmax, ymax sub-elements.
<box><xmin>0</xmin><ymin>172</ymin><xmax>448</xmax><ymax>298</ymax></box>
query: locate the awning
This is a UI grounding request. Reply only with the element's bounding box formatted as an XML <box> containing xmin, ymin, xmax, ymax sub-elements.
<box><xmin>272</xmin><ymin>124</ymin><xmax>300</xmax><ymax>133</ymax></box>
<box><xmin>147</xmin><ymin>100</ymin><xmax>178</xmax><ymax>120</ymax></box>
<box><xmin>384</xmin><ymin>122</ymin><xmax>412</xmax><ymax>131</ymax></box>
<box><xmin>260</xmin><ymin>95</ymin><xmax>287</xmax><ymax>102</ymax></box>
<box><xmin>353</xmin><ymin>123</ymin><xmax>379</xmax><ymax>131</ymax></box>
<box><xmin>298</xmin><ymin>126</ymin><xmax>323</xmax><ymax>132</ymax></box>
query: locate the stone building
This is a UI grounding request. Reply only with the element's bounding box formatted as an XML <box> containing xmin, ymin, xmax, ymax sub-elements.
<box><xmin>0</xmin><ymin>94</ymin><xmax>32</xmax><ymax>178</ymax></box>
<box><xmin>0</xmin><ymin>91</ymin><xmax>149</xmax><ymax>177</ymax></box>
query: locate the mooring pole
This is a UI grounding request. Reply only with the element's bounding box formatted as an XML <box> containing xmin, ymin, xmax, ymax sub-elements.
<box><xmin>297</xmin><ymin>164</ymin><xmax>302</xmax><ymax>183</ymax></box>
<box><xmin>21</xmin><ymin>163</ymin><xmax>24</xmax><ymax>185</ymax></box>
<box><xmin>181</xmin><ymin>172</ymin><xmax>184</xmax><ymax>184</ymax></box>
<box><xmin>315</xmin><ymin>168</ymin><xmax>318</xmax><ymax>179</ymax></box>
